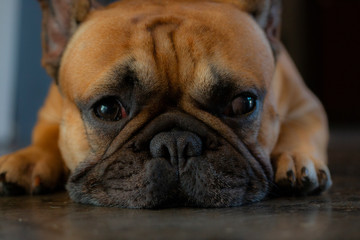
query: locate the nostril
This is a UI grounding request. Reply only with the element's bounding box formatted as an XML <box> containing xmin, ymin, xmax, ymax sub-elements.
<box><xmin>178</xmin><ymin>134</ymin><xmax>202</xmax><ymax>158</ymax></box>
<box><xmin>185</xmin><ymin>143</ymin><xmax>202</xmax><ymax>157</ymax></box>
<box><xmin>150</xmin><ymin>137</ymin><xmax>173</xmax><ymax>158</ymax></box>
<box><xmin>149</xmin><ymin>133</ymin><xmax>177</xmax><ymax>166</ymax></box>
<box><xmin>160</xmin><ymin>145</ymin><xmax>171</xmax><ymax>160</ymax></box>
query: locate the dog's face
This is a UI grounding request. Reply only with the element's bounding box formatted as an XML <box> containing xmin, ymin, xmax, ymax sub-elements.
<box><xmin>54</xmin><ymin>0</ymin><xmax>279</xmax><ymax>208</ymax></box>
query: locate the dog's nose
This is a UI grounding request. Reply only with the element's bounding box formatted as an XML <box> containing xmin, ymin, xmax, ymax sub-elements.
<box><xmin>150</xmin><ymin>130</ymin><xmax>202</xmax><ymax>168</ymax></box>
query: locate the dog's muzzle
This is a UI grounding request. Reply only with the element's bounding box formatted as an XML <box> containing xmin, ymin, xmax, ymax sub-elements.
<box><xmin>67</xmin><ymin>112</ymin><xmax>270</xmax><ymax>208</ymax></box>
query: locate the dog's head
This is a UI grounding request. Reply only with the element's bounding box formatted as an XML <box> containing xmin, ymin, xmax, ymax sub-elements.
<box><xmin>39</xmin><ymin>0</ymin><xmax>281</xmax><ymax>208</ymax></box>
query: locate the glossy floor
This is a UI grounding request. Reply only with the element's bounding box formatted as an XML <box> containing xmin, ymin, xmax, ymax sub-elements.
<box><xmin>0</xmin><ymin>128</ymin><xmax>359</xmax><ymax>240</ymax></box>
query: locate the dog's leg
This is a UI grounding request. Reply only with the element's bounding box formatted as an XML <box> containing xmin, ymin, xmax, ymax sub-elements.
<box><xmin>271</xmin><ymin>48</ymin><xmax>332</xmax><ymax>195</ymax></box>
<box><xmin>0</xmin><ymin>83</ymin><xmax>67</xmax><ymax>195</ymax></box>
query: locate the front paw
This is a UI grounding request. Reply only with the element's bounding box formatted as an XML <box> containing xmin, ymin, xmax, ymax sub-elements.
<box><xmin>272</xmin><ymin>152</ymin><xmax>332</xmax><ymax>195</ymax></box>
<box><xmin>0</xmin><ymin>146</ymin><xmax>66</xmax><ymax>195</ymax></box>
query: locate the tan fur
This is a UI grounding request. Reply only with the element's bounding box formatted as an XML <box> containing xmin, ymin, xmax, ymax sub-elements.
<box><xmin>0</xmin><ymin>84</ymin><xmax>67</xmax><ymax>192</ymax></box>
<box><xmin>0</xmin><ymin>0</ymin><xmax>330</xmax><ymax>195</ymax></box>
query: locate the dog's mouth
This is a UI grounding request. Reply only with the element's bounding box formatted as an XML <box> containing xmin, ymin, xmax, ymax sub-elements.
<box><xmin>67</xmin><ymin>112</ymin><xmax>271</xmax><ymax>208</ymax></box>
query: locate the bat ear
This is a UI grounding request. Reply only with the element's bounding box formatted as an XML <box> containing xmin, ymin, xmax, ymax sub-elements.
<box><xmin>237</xmin><ymin>0</ymin><xmax>282</xmax><ymax>55</ymax></box>
<box><xmin>38</xmin><ymin>0</ymin><xmax>104</xmax><ymax>80</ymax></box>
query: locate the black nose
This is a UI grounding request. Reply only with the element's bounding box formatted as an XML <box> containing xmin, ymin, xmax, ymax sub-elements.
<box><xmin>150</xmin><ymin>130</ymin><xmax>203</xmax><ymax>168</ymax></box>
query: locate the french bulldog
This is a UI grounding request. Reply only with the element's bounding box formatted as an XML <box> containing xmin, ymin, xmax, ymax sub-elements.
<box><xmin>0</xmin><ymin>0</ymin><xmax>331</xmax><ymax>208</ymax></box>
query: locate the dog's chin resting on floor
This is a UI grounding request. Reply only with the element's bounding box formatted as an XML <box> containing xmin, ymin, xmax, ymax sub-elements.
<box><xmin>0</xmin><ymin>0</ymin><xmax>331</xmax><ymax>208</ymax></box>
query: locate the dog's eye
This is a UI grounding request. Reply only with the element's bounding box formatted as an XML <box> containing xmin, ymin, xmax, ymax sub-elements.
<box><xmin>93</xmin><ymin>97</ymin><xmax>126</xmax><ymax>121</ymax></box>
<box><xmin>224</xmin><ymin>93</ymin><xmax>257</xmax><ymax>117</ymax></box>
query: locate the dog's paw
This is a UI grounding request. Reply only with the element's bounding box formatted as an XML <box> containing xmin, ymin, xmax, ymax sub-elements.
<box><xmin>0</xmin><ymin>146</ymin><xmax>66</xmax><ymax>195</ymax></box>
<box><xmin>272</xmin><ymin>152</ymin><xmax>332</xmax><ymax>195</ymax></box>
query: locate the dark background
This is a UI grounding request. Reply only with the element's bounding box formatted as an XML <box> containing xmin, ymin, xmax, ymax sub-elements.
<box><xmin>12</xmin><ymin>0</ymin><xmax>360</xmax><ymax>147</ymax></box>
<box><xmin>282</xmin><ymin>0</ymin><xmax>360</xmax><ymax>125</ymax></box>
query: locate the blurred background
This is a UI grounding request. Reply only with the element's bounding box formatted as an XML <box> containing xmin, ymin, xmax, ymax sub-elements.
<box><xmin>0</xmin><ymin>0</ymin><xmax>359</xmax><ymax>153</ymax></box>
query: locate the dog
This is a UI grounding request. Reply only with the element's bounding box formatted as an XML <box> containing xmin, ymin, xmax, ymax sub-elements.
<box><xmin>0</xmin><ymin>0</ymin><xmax>331</xmax><ymax>208</ymax></box>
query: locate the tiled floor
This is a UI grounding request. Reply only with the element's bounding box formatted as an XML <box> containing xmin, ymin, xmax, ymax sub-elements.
<box><xmin>0</xmin><ymin>128</ymin><xmax>359</xmax><ymax>240</ymax></box>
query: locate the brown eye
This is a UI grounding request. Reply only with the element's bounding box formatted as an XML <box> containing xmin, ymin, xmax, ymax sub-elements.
<box><xmin>224</xmin><ymin>94</ymin><xmax>257</xmax><ymax>117</ymax></box>
<box><xmin>93</xmin><ymin>97</ymin><xmax>126</xmax><ymax>121</ymax></box>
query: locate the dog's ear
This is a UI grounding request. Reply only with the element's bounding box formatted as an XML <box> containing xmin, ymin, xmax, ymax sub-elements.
<box><xmin>236</xmin><ymin>0</ymin><xmax>282</xmax><ymax>55</ymax></box>
<box><xmin>38</xmin><ymin>0</ymin><xmax>104</xmax><ymax>80</ymax></box>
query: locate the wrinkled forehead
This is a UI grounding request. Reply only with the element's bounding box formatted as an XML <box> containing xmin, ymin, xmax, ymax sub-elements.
<box><xmin>59</xmin><ymin>1</ymin><xmax>274</xmax><ymax>101</ymax></box>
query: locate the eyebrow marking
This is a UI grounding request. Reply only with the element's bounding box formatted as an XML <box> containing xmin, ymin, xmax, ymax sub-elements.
<box><xmin>109</xmin><ymin>61</ymin><xmax>138</xmax><ymax>87</ymax></box>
